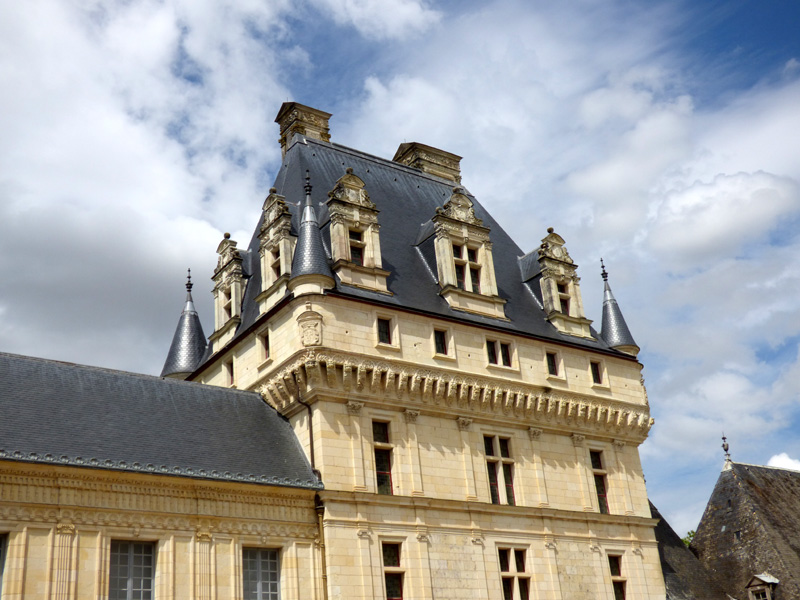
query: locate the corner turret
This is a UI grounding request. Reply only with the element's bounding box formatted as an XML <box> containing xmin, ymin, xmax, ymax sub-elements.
<box><xmin>600</xmin><ymin>259</ymin><xmax>639</xmax><ymax>356</ymax></box>
<box><xmin>288</xmin><ymin>171</ymin><xmax>335</xmax><ymax>296</ymax></box>
<box><xmin>161</xmin><ymin>269</ymin><xmax>208</xmax><ymax>379</ymax></box>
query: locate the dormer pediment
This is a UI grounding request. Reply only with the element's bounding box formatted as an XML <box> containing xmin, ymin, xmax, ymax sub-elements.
<box><xmin>436</xmin><ymin>188</ymin><xmax>483</xmax><ymax>227</ymax></box>
<box><xmin>328</xmin><ymin>169</ymin><xmax>376</xmax><ymax>210</ymax></box>
<box><xmin>538</xmin><ymin>230</ymin><xmax>574</xmax><ymax>265</ymax></box>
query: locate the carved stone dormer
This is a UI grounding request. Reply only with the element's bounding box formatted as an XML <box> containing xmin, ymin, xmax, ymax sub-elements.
<box><xmin>537</xmin><ymin>228</ymin><xmax>593</xmax><ymax>338</ymax></box>
<box><xmin>256</xmin><ymin>188</ymin><xmax>296</xmax><ymax>313</ymax></box>
<box><xmin>327</xmin><ymin>168</ymin><xmax>390</xmax><ymax>294</ymax></box>
<box><xmin>210</xmin><ymin>233</ymin><xmax>243</xmax><ymax>350</ymax></box>
<box><xmin>393</xmin><ymin>142</ymin><xmax>462</xmax><ymax>183</ymax></box>
<box><xmin>275</xmin><ymin>102</ymin><xmax>332</xmax><ymax>158</ymax></box>
<box><xmin>432</xmin><ymin>187</ymin><xmax>506</xmax><ymax>319</ymax></box>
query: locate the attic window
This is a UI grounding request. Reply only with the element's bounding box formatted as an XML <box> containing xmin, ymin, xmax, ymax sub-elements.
<box><xmin>453</xmin><ymin>244</ymin><xmax>481</xmax><ymax>293</ymax></box>
<box><xmin>349</xmin><ymin>230</ymin><xmax>364</xmax><ymax>266</ymax></box>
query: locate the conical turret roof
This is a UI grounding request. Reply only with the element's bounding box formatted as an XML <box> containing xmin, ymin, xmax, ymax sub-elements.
<box><xmin>290</xmin><ymin>171</ymin><xmax>334</xmax><ymax>281</ymax></box>
<box><xmin>161</xmin><ymin>270</ymin><xmax>208</xmax><ymax>378</ymax></box>
<box><xmin>600</xmin><ymin>260</ymin><xmax>639</xmax><ymax>355</ymax></box>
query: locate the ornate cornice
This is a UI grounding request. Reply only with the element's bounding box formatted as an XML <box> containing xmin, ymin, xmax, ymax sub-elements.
<box><xmin>256</xmin><ymin>350</ymin><xmax>653</xmax><ymax>442</ymax></box>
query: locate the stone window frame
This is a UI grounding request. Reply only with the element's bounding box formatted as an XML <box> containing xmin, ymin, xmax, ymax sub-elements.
<box><xmin>374</xmin><ymin>313</ymin><xmax>400</xmax><ymax>351</ymax></box>
<box><xmin>242</xmin><ymin>546</ymin><xmax>280</xmax><ymax>600</ymax></box>
<box><xmin>483</xmin><ymin>433</ymin><xmax>516</xmax><ymax>506</ymax></box>
<box><xmin>485</xmin><ymin>337</ymin><xmax>516</xmax><ymax>370</ymax></box>
<box><xmin>380</xmin><ymin>539</ymin><xmax>406</xmax><ymax>600</ymax></box>
<box><xmin>496</xmin><ymin>544</ymin><xmax>531</xmax><ymax>600</ymax></box>
<box><xmin>257</xmin><ymin>327</ymin><xmax>272</xmax><ymax>370</ymax></box>
<box><xmin>372</xmin><ymin>420</ymin><xmax>394</xmax><ymax>495</ymax></box>
<box><xmin>590</xmin><ymin>448</ymin><xmax>610</xmax><ymax>514</ymax></box>
<box><xmin>432</xmin><ymin>325</ymin><xmax>456</xmax><ymax>360</ymax></box>
<box><xmin>223</xmin><ymin>357</ymin><xmax>235</xmax><ymax>388</ymax></box>
<box><xmin>108</xmin><ymin>539</ymin><xmax>156</xmax><ymax>600</ymax></box>
<box><xmin>606</xmin><ymin>553</ymin><xmax>626</xmax><ymax>600</ymax></box>
<box><xmin>589</xmin><ymin>358</ymin><xmax>609</xmax><ymax>388</ymax></box>
<box><xmin>544</xmin><ymin>349</ymin><xmax>565</xmax><ymax>381</ymax></box>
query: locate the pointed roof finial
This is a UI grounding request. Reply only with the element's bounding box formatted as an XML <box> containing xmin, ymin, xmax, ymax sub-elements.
<box><xmin>722</xmin><ymin>433</ymin><xmax>731</xmax><ymax>461</ymax></box>
<box><xmin>186</xmin><ymin>268</ymin><xmax>193</xmax><ymax>293</ymax></box>
<box><xmin>601</xmin><ymin>258</ymin><xmax>608</xmax><ymax>282</ymax></box>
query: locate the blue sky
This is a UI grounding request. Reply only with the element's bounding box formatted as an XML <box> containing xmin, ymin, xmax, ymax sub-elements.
<box><xmin>1</xmin><ymin>0</ymin><xmax>800</xmax><ymax>535</ymax></box>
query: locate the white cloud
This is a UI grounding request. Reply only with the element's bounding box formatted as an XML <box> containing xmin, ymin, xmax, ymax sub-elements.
<box><xmin>768</xmin><ymin>453</ymin><xmax>800</xmax><ymax>471</ymax></box>
<box><xmin>309</xmin><ymin>0</ymin><xmax>440</xmax><ymax>40</ymax></box>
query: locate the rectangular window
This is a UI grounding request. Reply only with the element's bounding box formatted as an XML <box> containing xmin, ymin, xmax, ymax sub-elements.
<box><xmin>608</xmin><ymin>555</ymin><xmax>625</xmax><ymax>600</ymax></box>
<box><xmin>260</xmin><ymin>332</ymin><xmax>270</xmax><ymax>361</ymax></box>
<box><xmin>382</xmin><ymin>543</ymin><xmax>403</xmax><ymax>600</ymax></box>
<box><xmin>499</xmin><ymin>547</ymin><xmax>529</xmax><ymax>600</ymax></box>
<box><xmin>109</xmin><ymin>541</ymin><xmax>155</xmax><ymax>600</ymax></box>
<box><xmin>434</xmin><ymin>329</ymin><xmax>448</xmax><ymax>355</ymax></box>
<box><xmin>453</xmin><ymin>243</ymin><xmax>483</xmax><ymax>294</ymax></box>
<box><xmin>373</xmin><ymin>421</ymin><xmax>393</xmax><ymax>495</ymax></box>
<box><xmin>559</xmin><ymin>297</ymin><xmax>570</xmax><ymax>314</ymax></box>
<box><xmin>349</xmin><ymin>230</ymin><xmax>364</xmax><ymax>266</ymax></box>
<box><xmin>271</xmin><ymin>247</ymin><xmax>281</xmax><ymax>279</ymax></box>
<box><xmin>224</xmin><ymin>359</ymin><xmax>234</xmax><ymax>387</ymax></box>
<box><xmin>487</xmin><ymin>341</ymin><xmax>512</xmax><ymax>367</ymax></box>
<box><xmin>484</xmin><ymin>435</ymin><xmax>515</xmax><ymax>505</ymax></box>
<box><xmin>377</xmin><ymin>318</ymin><xmax>392</xmax><ymax>345</ymax></box>
<box><xmin>546</xmin><ymin>352</ymin><xmax>558</xmax><ymax>376</ymax></box>
<box><xmin>470</xmin><ymin>267</ymin><xmax>481</xmax><ymax>293</ymax></box>
<box><xmin>467</xmin><ymin>247</ymin><xmax>478</xmax><ymax>263</ymax></box>
<box><xmin>591</xmin><ymin>451</ymin><xmax>609</xmax><ymax>514</ymax></box>
<box><xmin>242</xmin><ymin>548</ymin><xmax>279</xmax><ymax>600</ymax></box>
<box><xmin>455</xmin><ymin>263</ymin><xmax>466</xmax><ymax>290</ymax></box>
<box><xmin>590</xmin><ymin>361</ymin><xmax>602</xmax><ymax>384</ymax></box>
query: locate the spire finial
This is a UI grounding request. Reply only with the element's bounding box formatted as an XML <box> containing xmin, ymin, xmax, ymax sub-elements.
<box><xmin>601</xmin><ymin>258</ymin><xmax>608</xmax><ymax>282</ymax></box>
<box><xmin>722</xmin><ymin>433</ymin><xmax>731</xmax><ymax>462</ymax></box>
<box><xmin>304</xmin><ymin>170</ymin><xmax>312</xmax><ymax>198</ymax></box>
<box><xmin>186</xmin><ymin>268</ymin><xmax>193</xmax><ymax>293</ymax></box>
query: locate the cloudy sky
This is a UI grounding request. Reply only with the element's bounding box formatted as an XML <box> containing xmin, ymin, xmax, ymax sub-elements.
<box><xmin>2</xmin><ymin>0</ymin><xmax>800</xmax><ymax>535</ymax></box>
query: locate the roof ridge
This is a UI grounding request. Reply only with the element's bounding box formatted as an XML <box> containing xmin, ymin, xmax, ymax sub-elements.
<box><xmin>0</xmin><ymin>351</ymin><xmax>261</xmax><ymax>397</ymax></box>
<box><xmin>733</xmin><ymin>461</ymin><xmax>800</xmax><ymax>474</ymax></box>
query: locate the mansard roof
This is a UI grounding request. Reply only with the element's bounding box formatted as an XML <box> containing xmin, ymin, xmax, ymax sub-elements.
<box><xmin>198</xmin><ymin>134</ymin><xmax>637</xmax><ymax>370</ymax></box>
<box><xmin>0</xmin><ymin>351</ymin><xmax>322</xmax><ymax>490</ymax></box>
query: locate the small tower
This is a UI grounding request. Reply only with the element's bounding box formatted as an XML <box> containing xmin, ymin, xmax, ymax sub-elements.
<box><xmin>599</xmin><ymin>259</ymin><xmax>639</xmax><ymax>356</ymax></box>
<box><xmin>288</xmin><ymin>171</ymin><xmax>335</xmax><ymax>296</ymax></box>
<box><xmin>161</xmin><ymin>270</ymin><xmax>208</xmax><ymax>379</ymax></box>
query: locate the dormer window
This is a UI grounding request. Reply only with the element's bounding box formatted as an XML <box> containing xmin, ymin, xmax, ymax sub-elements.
<box><xmin>271</xmin><ymin>247</ymin><xmax>281</xmax><ymax>279</ymax></box>
<box><xmin>211</xmin><ymin>233</ymin><xmax>243</xmax><ymax>351</ymax></box>
<box><xmin>557</xmin><ymin>282</ymin><xmax>570</xmax><ymax>314</ymax></box>
<box><xmin>256</xmin><ymin>188</ymin><xmax>295</xmax><ymax>313</ymax></box>
<box><xmin>327</xmin><ymin>168</ymin><xmax>390</xmax><ymax>294</ymax></box>
<box><xmin>222</xmin><ymin>288</ymin><xmax>232</xmax><ymax>320</ymax></box>
<box><xmin>427</xmin><ymin>188</ymin><xmax>507</xmax><ymax>319</ymax></box>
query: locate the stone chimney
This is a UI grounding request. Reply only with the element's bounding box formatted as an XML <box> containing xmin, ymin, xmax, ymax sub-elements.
<box><xmin>392</xmin><ymin>142</ymin><xmax>462</xmax><ymax>183</ymax></box>
<box><xmin>275</xmin><ymin>102</ymin><xmax>332</xmax><ymax>157</ymax></box>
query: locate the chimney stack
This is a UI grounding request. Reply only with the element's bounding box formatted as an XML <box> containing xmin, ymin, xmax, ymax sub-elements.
<box><xmin>275</xmin><ymin>102</ymin><xmax>332</xmax><ymax>157</ymax></box>
<box><xmin>393</xmin><ymin>142</ymin><xmax>462</xmax><ymax>183</ymax></box>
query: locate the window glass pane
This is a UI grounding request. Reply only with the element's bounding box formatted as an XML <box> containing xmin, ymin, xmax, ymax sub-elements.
<box><xmin>452</xmin><ymin>243</ymin><xmax>462</xmax><ymax>259</ymax></box>
<box><xmin>559</xmin><ymin>297</ymin><xmax>570</xmax><ymax>314</ymax></box>
<box><xmin>500</xmin><ymin>343</ymin><xmax>511</xmax><ymax>367</ymax></box>
<box><xmin>434</xmin><ymin>330</ymin><xmax>448</xmax><ymax>355</ymax></box>
<box><xmin>350</xmin><ymin>244</ymin><xmax>364</xmax><ymax>265</ymax></box>
<box><xmin>608</xmin><ymin>555</ymin><xmax>621</xmax><ymax>577</ymax></box>
<box><xmin>487</xmin><ymin>462</ymin><xmax>500</xmax><ymax>504</ymax></box>
<box><xmin>498</xmin><ymin>549</ymin><xmax>510</xmax><ymax>572</ymax></box>
<box><xmin>385</xmin><ymin>573</ymin><xmax>403</xmax><ymax>600</ymax></box>
<box><xmin>501</xmin><ymin>578</ymin><xmax>514</xmax><ymax>600</ymax></box>
<box><xmin>0</xmin><ymin>534</ymin><xmax>6</xmax><ymax>596</ymax></box>
<box><xmin>470</xmin><ymin>267</ymin><xmax>481</xmax><ymax>293</ymax></box>
<box><xmin>243</xmin><ymin>548</ymin><xmax>279</xmax><ymax>600</ymax></box>
<box><xmin>590</xmin><ymin>451</ymin><xmax>603</xmax><ymax>470</ymax></box>
<box><xmin>349</xmin><ymin>230</ymin><xmax>362</xmax><ymax>241</ymax></box>
<box><xmin>498</xmin><ymin>438</ymin><xmax>510</xmax><ymax>458</ymax></box>
<box><xmin>546</xmin><ymin>352</ymin><xmax>558</xmax><ymax>375</ymax></box>
<box><xmin>455</xmin><ymin>264</ymin><xmax>466</xmax><ymax>290</ymax></box>
<box><xmin>590</xmin><ymin>361</ymin><xmax>602</xmax><ymax>384</ymax></box>
<box><xmin>519</xmin><ymin>578</ymin><xmax>530</xmax><ymax>600</ymax></box>
<box><xmin>484</xmin><ymin>436</ymin><xmax>495</xmax><ymax>456</ymax></box>
<box><xmin>109</xmin><ymin>540</ymin><xmax>155</xmax><ymax>600</ymax></box>
<box><xmin>467</xmin><ymin>248</ymin><xmax>477</xmax><ymax>263</ymax></box>
<box><xmin>514</xmin><ymin>549</ymin><xmax>525</xmax><ymax>573</ymax></box>
<box><xmin>375</xmin><ymin>449</ymin><xmax>393</xmax><ymax>495</ymax></box>
<box><xmin>373</xmin><ymin>421</ymin><xmax>390</xmax><ymax>444</ymax></box>
<box><xmin>595</xmin><ymin>475</ymin><xmax>609</xmax><ymax>514</ymax></box>
<box><xmin>503</xmin><ymin>463</ymin><xmax>515</xmax><ymax>506</ymax></box>
<box><xmin>377</xmin><ymin>319</ymin><xmax>391</xmax><ymax>344</ymax></box>
<box><xmin>382</xmin><ymin>543</ymin><xmax>401</xmax><ymax>567</ymax></box>
<box><xmin>487</xmin><ymin>341</ymin><xmax>498</xmax><ymax>364</ymax></box>
<box><xmin>613</xmin><ymin>580</ymin><xmax>626</xmax><ymax>600</ymax></box>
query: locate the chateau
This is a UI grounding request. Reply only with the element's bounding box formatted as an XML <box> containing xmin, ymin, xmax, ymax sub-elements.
<box><xmin>0</xmin><ymin>103</ymin><xmax>666</xmax><ymax>599</ymax></box>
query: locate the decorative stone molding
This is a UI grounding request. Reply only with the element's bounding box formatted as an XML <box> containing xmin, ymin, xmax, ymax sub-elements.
<box><xmin>356</xmin><ymin>527</ymin><xmax>371</xmax><ymax>539</ymax></box>
<box><xmin>528</xmin><ymin>427</ymin><xmax>543</xmax><ymax>441</ymax></box>
<box><xmin>404</xmin><ymin>409</ymin><xmax>420</xmax><ymax>424</ymax></box>
<box><xmin>416</xmin><ymin>529</ymin><xmax>430</xmax><ymax>543</ymax></box>
<box><xmin>257</xmin><ymin>349</ymin><xmax>653</xmax><ymax>442</ymax></box>
<box><xmin>456</xmin><ymin>417</ymin><xmax>473</xmax><ymax>431</ymax></box>
<box><xmin>196</xmin><ymin>531</ymin><xmax>213</xmax><ymax>542</ymax></box>
<box><xmin>571</xmin><ymin>433</ymin><xmax>586</xmax><ymax>447</ymax></box>
<box><xmin>56</xmin><ymin>522</ymin><xmax>75</xmax><ymax>536</ymax></box>
<box><xmin>544</xmin><ymin>539</ymin><xmax>557</xmax><ymax>550</ymax></box>
<box><xmin>613</xmin><ymin>439</ymin><xmax>626</xmax><ymax>449</ymax></box>
<box><xmin>346</xmin><ymin>401</ymin><xmax>364</xmax><ymax>415</ymax></box>
<box><xmin>297</xmin><ymin>304</ymin><xmax>324</xmax><ymax>347</ymax></box>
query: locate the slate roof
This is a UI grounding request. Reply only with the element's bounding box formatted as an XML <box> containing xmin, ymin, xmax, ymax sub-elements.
<box><xmin>649</xmin><ymin>502</ymin><xmax>728</xmax><ymax>600</ymax></box>
<box><xmin>692</xmin><ymin>462</ymin><xmax>800</xmax><ymax>599</ymax></box>
<box><xmin>161</xmin><ymin>275</ymin><xmax>208</xmax><ymax>377</ymax></box>
<box><xmin>600</xmin><ymin>272</ymin><xmax>638</xmax><ymax>351</ymax></box>
<box><xmin>0</xmin><ymin>352</ymin><xmax>321</xmax><ymax>489</ymax></box>
<box><xmin>199</xmin><ymin>134</ymin><xmax>637</xmax><ymax>369</ymax></box>
<box><xmin>291</xmin><ymin>172</ymin><xmax>334</xmax><ymax>280</ymax></box>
